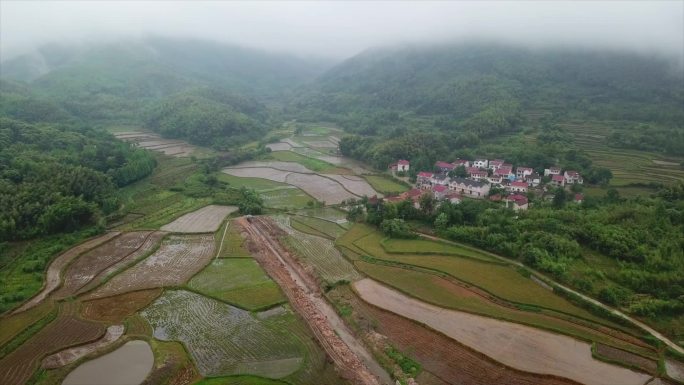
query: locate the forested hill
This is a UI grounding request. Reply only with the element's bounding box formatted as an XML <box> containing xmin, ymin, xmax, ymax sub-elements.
<box><xmin>293</xmin><ymin>43</ymin><xmax>684</xmax><ymax>134</ymax></box>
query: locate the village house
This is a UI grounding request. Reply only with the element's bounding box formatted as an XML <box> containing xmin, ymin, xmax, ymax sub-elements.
<box><xmin>388</xmin><ymin>159</ymin><xmax>410</xmax><ymax>172</ymax></box>
<box><xmin>417</xmin><ymin>171</ymin><xmax>434</xmax><ymax>187</ymax></box>
<box><xmin>544</xmin><ymin>167</ymin><xmax>562</xmax><ymax>177</ymax></box>
<box><xmin>505</xmin><ymin>194</ymin><xmax>529</xmax><ymax>211</ymax></box>
<box><xmin>448</xmin><ymin>177</ymin><xmax>490</xmax><ymax>198</ymax></box>
<box><xmin>432</xmin><ymin>184</ymin><xmax>448</xmax><ymax>199</ymax></box>
<box><xmin>435</xmin><ymin>161</ymin><xmax>456</xmax><ymax>173</ymax></box>
<box><xmin>494</xmin><ymin>166</ymin><xmax>514</xmax><ymax>179</ymax></box>
<box><xmin>550</xmin><ymin>174</ymin><xmax>565</xmax><ymax>187</ymax></box>
<box><xmin>508</xmin><ymin>181</ymin><xmax>529</xmax><ymax>193</ymax></box>
<box><xmin>453</xmin><ymin>159</ymin><xmax>470</xmax><ymax>168</ymax></box>
<box><xmin>564</xmin><ymin>170</ymin><xmax>583</xmax><ymax>184</ymax></box>
<box><xmin>524</xmin><ymin>172</ymin><xmax>541</xmax><ymax>187</ymax></box>
<box><xmin>472</xmin><ymin>158</ymin><xmax>489</xmax><ymax>168</ymax></box>
<box><xmin>444</xmin><ymin>191</ymin><xmax>462</xmax><ymax>204</ymax></box>
<box><xmin>487</xmin><ymin>174</ymin><xmax>503</xmax><ymax>185</ymax></box>
<box><xmin>516</xmin><ymin>167</ymin><xmax>534</xmax><ymax>179</ymax></box>
<box><xmin>488</xmin><ymin>159</ymin><xmax>505</xmax><ymax>171</ymax></box>
<box><xmin>469</xmin><ymin>168</ymin><xmax>488</xmax><ymax>180</ymax></box>
<box><xmin>431</xmin><ymin>173</ymin><xmax>450</xmax><ymax>186</ymax></box>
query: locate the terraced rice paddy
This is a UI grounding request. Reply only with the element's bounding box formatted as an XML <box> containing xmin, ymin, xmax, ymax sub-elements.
<box><xmin>323</xmin><ymin>174</ymin><xmax>380</xmax><ymax>197</ymax></box>
<box><xmin>218</xmin><ymin>174</ymin><xmax>314</xmax><ymax>209</ymax></box>
<box><xmin>381</xmin><ymin>237</ymin><xmax>501</xmax><ymax>262</ymax></box>
<box><xmin>89</xmin><ymin>234</ymin><xmax>214</xmax><ymax>298</ymax></box>
<box><xmin>216</xmin><ymin>221</ymin><xmax>251</xmax><ymax>258</ymax></box>
<box><xmin>161</xmin><ymin>205</ymin><xmax>238</xmax><ymax>233</ymax></box>
<box><xmin>55</xmin><ymin>231</ymin><xmax>153</xmax><ymax>298</ymax></box>
<box><xmin>80</xmin><ymin>289</ymin><xmax>162</xmax><ymax>323</ymax></box>
<box><xmin>0</xmin><ymin>302</ymin><xmax>105</xmax><ymax>385</ymax></box>
<box><xmin>275</xmin><ymin>217</ymin><xmax>361</xmax><ymax>284</ymax></box>
<box><xmin>114</xmin><ymin>132</ymin><xmax>202</xmax><ymax>158</ymax></box>
<box><xmin>354</xmin><ymin>279</ymin><xmax>651</xmax><ymax>385</ymax></box>
<box><xmin>42</xmin><ymin>324</ymin><xmax>125</xmax><ymax>368</ymax></box>
<box><xmin>291</xmin><ymin>216</ymin><xmax>348</xmax><ymax>239</ymax></box>
<box><xmin>0</xmin><ymin>302</ymin><xmax>53</xmax><ymax>346</ymax></box>
<box><xmin>12</xmin><ymin>232</ymin><xmax>121</xmax><ymax>314</ymax></box>
<box><xmin>189</xmin><ymin>258</ymin><xmax>286</xmax><ymax>311</ymax></box>
<box><xmin>141</xmin><ymin>290</ymin><xmax>305</xmax><ymax>378</ymax></box>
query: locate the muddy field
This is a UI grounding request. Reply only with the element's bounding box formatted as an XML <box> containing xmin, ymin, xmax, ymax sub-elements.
<box><xmin>323</xmin><ymin>174</ymin><xmax>380</xmax><ymax>197</ymax></box>
<box><xmin>81</xmin><ymin>288</ymin><xmax>163</xmax><ymax>323</ymax></box>
<box><xmin>88</xmin><ymin>234</ymin><xmax>214</xmax><ymax>298</ymax></box>
<box><xmin>161</xmin><ymin>205</ymin><xmax>237</xmax><ymax>233</ymax></box>
<box><xmin>13</xmin><ymin>232</ymin><xmax>120</xmax><ymax>314</ymax></box>
<box><xmin>55</xmin><ymin>231</ymin><xmax>153</xmax><ymax>298</ymax></box>
<box><xmin>266</xmin><ymin>142</ymin><xmax>293</xmax><ymax>151</ymax></box>
<box><xmin>334</xmin><ymin>287</ymin><xmax>578</xmax><ymax>385</ymax></box>
<box><xmin>231</xmin><ymin>160</ymin><xmax>313</xmax><ymax>173</ymax></box>
<box><xmin>354</xmin><ymin>278</ymin><xmax>651</xmax><ymax>385</ymax></box>
<box><xmin>666</xmin><ymin>359</ymin><xmax>684</xmax><ymax>382</ymax></box>
<box><xmin>223</xmin><ymin>167</ymin><xmax>357</xmax><ymax>204</ymax></box>
<box><xmin>62</xmin><ymin>340</ymin><xmax>154</xmax><ymax>385</ymax></box>
<box><xmin>0</xmin><ymin>302</ymin><xmax>105</xmax><ymax>385</ymax></box>
<box><xmin>42</xmin><ymin>324</ymin><xmax>125</xmax><ymax>369</ymax></box>
<box><xmin>595</xmin><ymin>343</ymin><xmax>657</xmax><ymax>374</ymax></box>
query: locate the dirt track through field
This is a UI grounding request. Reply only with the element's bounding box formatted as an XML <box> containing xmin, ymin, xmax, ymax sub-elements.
<box><xmin>354</xmin><ymin>278</ymin><xmax>650</xmax><ymax>385</ymax></box>
<box><xmin>237</xmin><ymin>216</ymin><xmax>388</xmax><ymax>385</ymax></box>
<box><xmin>161</xmin><ymin>205</ymin><xmax>237</xmax><ymax>233</ymax></box>
<box><xmin>12</xmin><ymin>232</ymin><xmax>120</xmax><ymax>314</ymax></box>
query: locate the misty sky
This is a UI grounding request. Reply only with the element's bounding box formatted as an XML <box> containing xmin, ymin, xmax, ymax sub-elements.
<box><xmin>1</xmin><ymin>1</ymin><xmax>683</xmax><ymax>61</ymax></box>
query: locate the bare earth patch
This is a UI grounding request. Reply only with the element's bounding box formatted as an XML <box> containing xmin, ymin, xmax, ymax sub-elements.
<box><xmin>354</xmin><ymin>278</ymin><xmax>651</xmax><ymax>385</ymax></box>
<box><xmin>266</xmin><ymin>142</ymin><xmax>293</xmax><ymax>151</ymax></box>
<box><xmin>88</xmin><ymin>234</ymin><xmax>215</xmax><ymax>298</ymax></box>
<box><xmin>161</xmin><ymin>205</ymin><xmax>238</xmax><ymax>233</ymax></box>
<box><xmin>81</xmin><ymin>289</ymin><xmax>163</xmax><ymax>323</ymax></box>
<box><xmin>42</xmin><ymin>325</ymin><xmax>125</xmax><ymax>369</ymax></box>
<box><xmin>12</xmin><ymin>232</ymin><xmax>120</xmax><ymax>314</ymax></box>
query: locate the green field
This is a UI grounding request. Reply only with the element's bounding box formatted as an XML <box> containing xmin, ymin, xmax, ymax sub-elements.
<box><xmin>353</xmin><ymin>260</ymin><xmax>656</xmax><ymax>359</ymax></box>
<box><xmin>296</xmin><ymin>207</ymin><xmax>348</xmax><ymax>222</ymax></box>
<box><xmin>291</xmin><ymin>216</ymin><xmax>347</xmax><ymax>239</ymax></box>
<box><xmin>267</xmin><ymin>151</ymin><xmax>341</xmax><ymax>173</ymax></box>
<box><xmin>558</xmin><ymin>121</ymin><xmax>684</xmax><ymax>190</ymax></box>
<box><xmin>363</xmin><ymin>175</ymin><xmax>409</xmax><ymax>195</ymax></box>
<box><xmin>189</xmin><ymin>259</ymin><xmax>286</xmax><ymax>311</ymax></box>
<box><xmin>353</xmin><ymin>228</ymin><xmax>612</xmax><ymax>324</ymax></box>
<box><xmin>381</xmin><ymin>237</ymin><xmax>500</xmax><ymax>262</ymax></box>
<box><xmin>218</xmin><ymin>173</ymin><xmax>314</xmax><ymax>209</ymax></box>
<box><xmin>216</xmin><ymin>221</ymin><xmax>251</xmax><ymax>258</ymax></box>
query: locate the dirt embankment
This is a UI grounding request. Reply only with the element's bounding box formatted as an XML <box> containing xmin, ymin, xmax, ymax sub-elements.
<box><xmin>237</xmin><ymin>216</ymin><xmax>386</xmax><ymax>385</ymax></box>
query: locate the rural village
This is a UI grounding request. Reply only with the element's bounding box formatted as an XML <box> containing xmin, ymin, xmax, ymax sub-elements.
<box><xmin>387</xmin><ymin>158</ymin><xmax>584</xmax><ymax>211</ymax></box>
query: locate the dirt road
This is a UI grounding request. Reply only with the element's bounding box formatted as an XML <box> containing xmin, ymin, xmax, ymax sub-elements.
<box><xmin>237</xmin><ymin>216</ymin><xmax>389</xmax><ymax>385</ymax></box>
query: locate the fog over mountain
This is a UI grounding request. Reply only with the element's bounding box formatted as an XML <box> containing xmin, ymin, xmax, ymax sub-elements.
<box><xmin>1</xmin><ymin>1</ymin><xmax>683</xmax><ymax>63</ymax></box>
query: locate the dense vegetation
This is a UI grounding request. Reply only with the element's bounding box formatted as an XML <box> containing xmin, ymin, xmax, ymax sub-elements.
<box><xmin>0</xmin><ymin>118</ymin><xmax>155</xmax><ymax>241</ymax></box>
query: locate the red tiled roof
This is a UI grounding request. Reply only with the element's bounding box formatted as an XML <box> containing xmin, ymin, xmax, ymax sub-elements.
<box><xmin>552</xmin><ymin>175</ymin><xmax>564</xmax><ymax>181</ymax></box>
<box><xmin>489</xmin><ymin>194</ymin><xmax>502</xmax><ymax>202</ymax></box>
<box><xmin>435</xmin><ymin>161</ymin><xmax>455</xmax><ymax>169</ymax></box>
<box><xmin>418</xmin><ymin>172</ymin><xmax>434</xmax><ymax>178</ymax></box>
<box><xmin>517</xmin><ymin>167</ymin><xmax>533</xmax><ymax>173</ymax></box>
<box><xmin>506</xmin><ymin>194</ymin><xmax>528</xmax><ymax>205</ymax></box>
<box><xmin>574</xmin><ymin>193</ymin><xmax>584</xmax><ymax>201</ymax></box>
<box><xmin>407</xmin><ymin>189</ymin><xmax>423</xmax><ymax>197</ymax></box>
<box><xmin>453</xmin><ymin>159</ymin><xmax>469</xmax><ymax>165</ymax></box>
<box><xmin>433</xmin><ymin>185</ymin><xmax>447</xmax><ymax>193</ymax></box>
<box><xmin>398</xmin><ymin>159</ymin><xmax>409</xmax><ymax>165</ymax></box>
<box><xmin>511</xmin><ymin>181</ymin><xmax>528</xmax><ymax>188</ymax></box>
<box><xmin>566</xmin><ymin>170</ymin><xmax>580</xmax><ymax>177</ymax></box>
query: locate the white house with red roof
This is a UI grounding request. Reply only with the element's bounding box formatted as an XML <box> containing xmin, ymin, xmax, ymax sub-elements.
<box><xmin>550</xmin><ymin>174</ymin><xmax>565</xmax><ymax>187</ymax></box>
<box><xmin>444</xmin><ymin>191</ymin><xmax>462</xmax><ymax>204</ymax></box>
<box><xmin>487</xmin><ymin>175</ymin><xmax>503</xmax><ymax>185</ymax></box>
<box><xmin>469</xmin><ymin>169</ymin><xmax>488</xmax><ymax>180</ymax></box>
<box><xmin>389</xmin><ymin>159</ymin><xmax>410</xmax><ymax>172</ymax></box>
<box><xmin>417</xmin><ymin>171</ymin><xmax>434</xmax><ymax>187</ymax></box>
<box><xmin>564</xmin><ymin>170</ymin><xmax>583</xmax><ymax>184</ymax></box>
<box><xmin>488</xmin><ymin>159</ymin><xmax>505</xmax><ymax>171</ymax></box>
<box><xmin>505</xmin><ymin>194</ymin><xmax>529</xmax><ymax>211</ymax></box>
<box><xmin>448</xmin><ymin>177</ymin><xmax>490</xmax><ymax>198</ymax></box>
<box><xmin>525</xmin><ymin>172</ymin><xmax>541</xmax><ymax>187</ymax></box>
<box><xmin>507</xmin><ymin>181</ymin><xmax>529</xmax><ymax>193</ymax></box>
<box><xmin>432</xmin><ymin>184</ymin><xmax>448</xmax><ymax>199</ymax></box>
<box><xmin>494</xmin><ymin>166</ymin><xmax>514</xmax><ymax>179</ymax></box>
<box><xmin>435</xmin><ymin>161</ymin><xmax>456</xmax><ymax>172</ymax></box>
<box><xmin>516</xmin><ymin>167</ymin><xmax>534</xmax><ymax>179</ymax></box>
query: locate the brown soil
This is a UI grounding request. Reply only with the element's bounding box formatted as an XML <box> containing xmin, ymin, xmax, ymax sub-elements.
<box><xmin>55</xmin><ymin>231</ymin><xmax>153</xmax><ymax>298</ymax></box>
<box><xmin>0</xmin><ymin>302</ymin><xmax>105</xmax><ymax>385</ymax></box>
<box><xmin>81</xmin><ymin>289</ymin><xmax>163</xmax><ymax>323</ymax></box>
<box><xmin>595</xmin><ymin>343</ymin><xmax>657</xmax><ymax>374</ymax></box>
<box><xmin>354</xmin><ymin>278</ymin><xmax>651</xmax><ymax>385</ymax></box>
<box><xmin>42</xmin><ymin>324</ymin><xmax>125</xmax><ymax>368</ymax></box>
<box><xmin>161</xmin><ymin>205</ymin><xmax>237</xmax><ymax>233</ymax></box>
<box><xmin>12</xmin><ymin>232</ymin><xmax>120</xmax><ymax>314</ymax></box>
<box><xmin>237</xmin><ymin>216</ymin><xmax>383</xmax><ymax>385</ymax></box>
